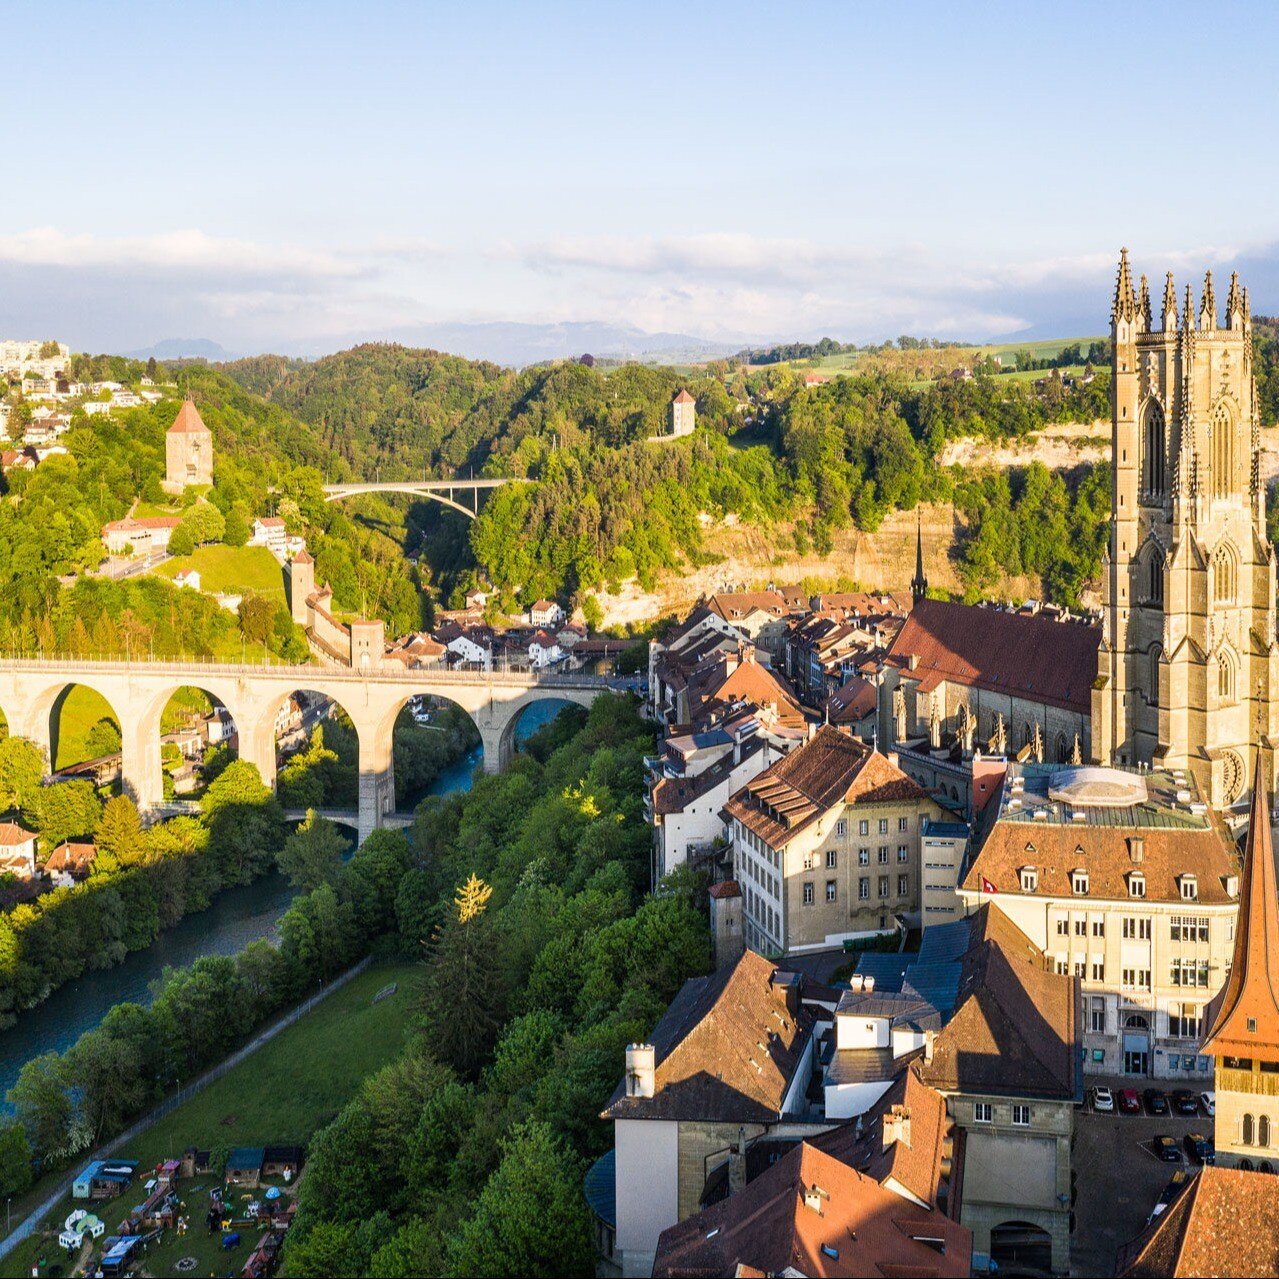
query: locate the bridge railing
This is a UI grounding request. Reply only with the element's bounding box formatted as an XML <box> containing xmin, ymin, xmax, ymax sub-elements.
<box><xmin>0</xmin><ymin>652</ymin><xmax>617</xmax><ymax>687</ymax></box>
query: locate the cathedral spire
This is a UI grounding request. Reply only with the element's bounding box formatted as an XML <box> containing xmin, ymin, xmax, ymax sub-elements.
<box><xmin>1201</xmin><ymin>751</ymin><xmax>1279</xmax><ymax>1059</ymax></box>
<box><xmin>1226</xmin><ymin>271</ymin><xmax>1244</xmax><ymax>327</ymax></box>
<box><xmin>1162</xmin><ymin>272</ymin><xmax>1178</xmax><ymax>332</ymax></box>
<box><xmin>1138</xmin><ymin>274</ymin><xmax>1151</xmax><ymax>330</ymax></box>
<box><xmin>1112</xmin><ymin>248</ymin><xmax>1137</xmax><ymax>326</ymax></box>
<box><xmin>911</xmin><ymin>513</ymin><xmax>927</xmax><ymax>604</ymax></box>
<box><xmin>1201</xmin><ymin>270</ymin><xmax>1217</xmax><ymax>331</ymax></box>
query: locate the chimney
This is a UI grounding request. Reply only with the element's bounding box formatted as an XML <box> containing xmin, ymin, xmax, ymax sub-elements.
<box><xmin>1129</xmin><ymin>835</ymin><xmax>1145</xmax><ymax>864</ymax></box>
<box><xmin>847</xmin><ymin>973</ymin><xmax>864</xmax><ymax>993</ymax></box>
<box><xmin>862</xmin><ymin>975</ymin><xmax>875</xmax><ymax>993</ymax></box>
<box><xmin>771</xmin><ymin>970</ymin><xmax>801</xmax><ymax>1018</ymax></box>
<box><xmin>883</xmin><ymin>1106</ymin><xmax>912</xmax><ymax>1151</ymax></box>
<box><xmin>728</xmin><ymin>1127</ymin><xmax>748</xmax><ymax>1196</ymax></box>
<box><xmin>803</xmin><ymin>1183</ymin><xmax>826</xmax><ymax>1214</ymax></box>
<box><xmin>625</xmin><ymin>1043</ymin><xmax>656</xmax><ymax>1099</ymax></box>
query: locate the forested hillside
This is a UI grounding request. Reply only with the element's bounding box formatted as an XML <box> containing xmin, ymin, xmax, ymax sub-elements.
<box><xmin>220</xmin><ymin>343</ymin><xmax>1115</xmax><ymax>612</ymax></box>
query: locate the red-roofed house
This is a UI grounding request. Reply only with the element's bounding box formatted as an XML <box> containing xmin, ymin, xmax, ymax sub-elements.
<box><xmin>101</xmin><ymin>516</ymin><xmax>182</xmax><ymax>556</ymax></box>
<box><xmin>0</xmin><ymin>821</ymin><xmax>38</xmax><ymax>878</ymax></box>
<box><xmin>723</xmin><ymin>725</ymin><xmax>951</xmax><ymax>953</ymax></box>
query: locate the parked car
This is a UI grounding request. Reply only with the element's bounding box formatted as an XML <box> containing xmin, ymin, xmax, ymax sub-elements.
<box><xmin>1200</xmin><ymin>1091</ymin><xmax>1216</xmax><ymax>1118</ymax></box>
<box><xmin>1184</xmin><ymin>1132</ymin><xmax>1216</xmax><ymax>1165</ymax></box>
<box><xmin>1171</xmin><ymin>1089</ymin><xmax>1199</xmax><ymax>1117</ymax></box>
<box><xmin>1091</xmin><ymin>1086</ymin><xmax>1115</xmax><ymax>1114</ymax></box>
<box><xmin>1144</xmin><ymin>1088</ymin><xmax>1170</xmax><ymax>1116</ymax></box>
<box><xmin>1119</xmin><ymin>1088</ymin><xmax>1143</xmax><ymax>1115</ymax></box>
<box><xmin>1153</xmin><ymin>1135</ymin><xmax>1183</xmax><ymax>1163</ymax></box>
<box><xmin>1147</xmin><ymin>1170</ymin><xmax>1190</xmax><ymax>1225</ymax></box>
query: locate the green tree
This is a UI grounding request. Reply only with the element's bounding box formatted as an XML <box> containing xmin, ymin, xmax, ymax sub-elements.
<box><xmin>239</xmin><ymin>592</ymin><xmax>275</xmax><ymax>646</ymax></box>
<box><xmin>95</xmin><ymin>795</ymin><xmax>144</xmax><ymax>870</ymax></box>
<box><xmin>30</xmin><ymin>779</ymin><xmax>102</xmax><ymax>847</ymax></box>
<box><xmin>277</xmin><ymin>810</ymin><xmax>349</xmax><ymax>890</ymax></box>
<box><xmin>167</xmin><ymin>523</ymin><xmax>195</xmax><ymax>557</ymax></box>
<box><xmin>223</xmin><ymin>506</ymin><xmax>250</xmax><ymax>547</ymax></box>
<box><xmin>0</xmin><ymin>737</ymin><xmax>43</xmax><ymax>812</ymax></box>
<box><xmin>419</xmin><ymin>876</ymin><xmax>502</xmax><ymax>1078</ymax></box>
<box><xmin>446</xmin><ymin>1121</ymin><xmax>594</xmax><ymax>1278</ymax></box>
<box><xmin>0</xmin><ymin>1122</ymin><xmax>32</xmax><ymax>1199</ymax></box>
<box><xmin>9</xmin><ymin>1052</ymin><xmax>77</xmax><ymax>1162</ymax></box>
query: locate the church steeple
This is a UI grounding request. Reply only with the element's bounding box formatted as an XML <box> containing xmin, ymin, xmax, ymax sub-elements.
<box><xmin>1201</xmin><ymin>754</ymin><xmax>1279</xmax><ymax>1060</ymax></box>
<box><xmin>911</xmin><ymin>513</ymin><xmax>927</xmax><ymax>604</ymax></box>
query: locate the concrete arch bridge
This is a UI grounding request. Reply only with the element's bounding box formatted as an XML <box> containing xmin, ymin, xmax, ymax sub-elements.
<box><xmin>321</xmin><ymin>477</ymin><xmax>515</xmax><ymax>519</ymax></box>
<box><xmin>0</xmin><ymin>658</ymin><xmax>610</xmax><ymax>841</ymax></box>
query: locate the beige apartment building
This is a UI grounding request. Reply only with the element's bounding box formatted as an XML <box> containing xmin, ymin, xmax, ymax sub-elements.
<box><xmin>960</xmin><ymin>761</ymin><xmax>1240</xmax><ymax>1081</ymax></box>
<box><xmin>723</xmin><ymin>725</ymin><xmax>950</xmax><ymax>954</ymax></box>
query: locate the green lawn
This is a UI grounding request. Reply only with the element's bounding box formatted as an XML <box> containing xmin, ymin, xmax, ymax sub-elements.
<box><xmin>52</xmin><ymin>685</ymin><xmax>119</xmax><ymax>771</ymax></box>
<box><xmin>155</xmin><ymin>544</ymin><xmax>286</xmax><ymax>602</ymax></box>
<box><xmin>131</xmin><ymin>499</ymin><xmax>183</xmax><ymax>519</ymax></box>
<box><xmin>0</xmin><ymin>961</ymin><xmax>420</xmax><ymax>1279</ymax></box>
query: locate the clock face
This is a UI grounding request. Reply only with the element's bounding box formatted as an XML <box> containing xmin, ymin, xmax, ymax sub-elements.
<box><xmin>1222</xmin><ymin>748</ymin><xmax>1245</xmax><ymax>805</ymax></box>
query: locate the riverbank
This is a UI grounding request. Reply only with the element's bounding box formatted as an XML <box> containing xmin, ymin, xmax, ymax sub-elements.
<box><xmin>0</xmin><ymin>959</ymin><xmax>420</xmax><ymax>1277</ymax></box>
<box><xmin>0</xmin><ymin>697</ymin><xmax>571</xmax><ymax>1113</ymax></box>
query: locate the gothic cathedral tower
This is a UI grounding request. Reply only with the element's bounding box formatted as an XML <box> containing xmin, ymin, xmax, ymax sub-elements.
<box><xmin>1092</xmin><ymin>250</ymin><xmax>1279</xmax><ymax>807</ymax></box>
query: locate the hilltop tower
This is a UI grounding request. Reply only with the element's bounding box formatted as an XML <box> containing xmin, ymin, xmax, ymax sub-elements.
<box><xmin>1091</xmin><ymin>250</ymin><xmax>1279</xmax><ymax>807</ymax></box>
<box><xmin>1201</xmin><ymin>754</ymin><xmax>1279</xmax><ymax>1167</ymax></box>
<box><xmin>163</xmin><ymin>396</ymin><xmax>213</xmax><ymax>493</ymax></box>
<box><xmin>669</xmin><ymin>389</ymin><xmax>696</xmax><ymax>437</ymax></box>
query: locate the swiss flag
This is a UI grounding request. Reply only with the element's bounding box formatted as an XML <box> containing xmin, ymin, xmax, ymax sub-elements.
<box><xmin>981</xmin><ymin>876</ymin><xmax>998</xmax><ymax>895</ymax></box>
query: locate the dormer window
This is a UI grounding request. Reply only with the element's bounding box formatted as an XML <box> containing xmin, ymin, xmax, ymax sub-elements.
<box><xmin>1128</xmin><ymin>872</ymin><xmax>1146</xmax><ymax>899</ymax></box>
<box><xmin>1019</xmin><ymin>866</ymin><xmax>1039</xmax><ymax>893</ymax></box>
<box><xmin>1227</xmin><ymin>874</ymin><xmax>1241</xmax><ymax>898</ymax></box>
<box><xmin>1071</xmin><ymin>870</ymin><xmax>1089</xmax><ymax>895</ymax></box>
<box><xmin>1179</xmin><ymin>875</ymin><xmax>1198</xmax><ymax>901</ymax></box>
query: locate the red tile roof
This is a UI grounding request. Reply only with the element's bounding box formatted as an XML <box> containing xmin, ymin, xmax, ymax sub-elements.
<box><xmin>672</xmin><ymin>389</ymin><xmax>694</xmax><ymax>403</ymax></box>
<box><xmin>708</xmin><ymin>880</ymin><xmax>741</xmax><ymax>900</ymax></box>
<box><xmin>1202</xmin><ymin>760</ymin><xmax>1279</xmax><ymax>1057</ymax></box>
<box><xmin>602</xmin><ymin>949</ymin><xmax>814</xmax><ymax>1124</ymax></box>
<box><xmin>653</xmin><ymin>1137</ymin><xmax>971</xmax><ymax>1278</ymax></box>
<box><xmin>0</xmin><ymin>821</ymin><xmax>36</xmax><ymax>846</ymax></box>
<box><xmin>886</xmin><ymin>597</ymin><xmax>1100</xmax><ymax>714</ymax></box>
<box><xmin>168</xmin><ymin>399</ymin><xmax>210</xmax><ymax>435</ymax></box>
<box><xmin>723</xmin><ymin>726</ymin><xmax>928</xmax><ymax>848</ymax></box>
<box><xmin>1118</xmin><ymin>1165</ymin><xmax>1279</xmax><ymax>1277</ymax></box>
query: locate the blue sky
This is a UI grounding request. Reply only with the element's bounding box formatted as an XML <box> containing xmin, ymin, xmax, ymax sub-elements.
<box><xmin>4</xmin><ymin>0</ymin><xmax>1279</xmax><ymax>354</ymax></box>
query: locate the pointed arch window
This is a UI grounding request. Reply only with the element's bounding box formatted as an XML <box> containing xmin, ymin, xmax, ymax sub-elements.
<box><xmin>1212</xmin><ymin>403</ymin><xmax>1236</xmax><ymax>498</ymax></box>
<box><xmin>1149</xmin><ymin>645</ymin><xmax>1162</xmax><ymax>707</ymax></box>
<box><xmin>1143</xmin><ymin>402</ymin><xmax>1166</xmax><ymax>497</ymax></box>
<box><xmin>1213</xmin><ymin>542</ymin><xmax>1238</xmax><ymax>604</ymax></box>
<box><xmin>1145</xmin><ymin>545</ymin><xmax>1165</xmax><ymax>605</ymax></box>
<box><xmin>1218</xmin><ymin>648</ymin><xmax>1238</xmax><ymax>704</ymax></box>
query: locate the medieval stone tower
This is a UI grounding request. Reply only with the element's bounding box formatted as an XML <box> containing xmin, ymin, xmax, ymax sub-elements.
<box><xmin>163</xmin><ymin>396</ymin><xmax>213</xmax><ymax>493</ymax></box>
<box><xmin>1092</xmin><ymin>249</ymin><xmax>1279</xmax><ymax>807</ymax></box>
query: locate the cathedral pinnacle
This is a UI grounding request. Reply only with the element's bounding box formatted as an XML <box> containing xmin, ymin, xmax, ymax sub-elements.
<box><xmin>1182</xmin><ymin>283</ymin><xmax>1196</xmax><ymax>334</ymax></box>
<box><xmin>1111</xmin><ymin>248</ymin><xmax>1137</xmax><ymax>325</ymax></box>
<box><xmin>1225</xmin><ymin>270</ymin><xmax>1248</xmax><ymax>330</ymax></box>
<box><xmin>1161</xmin><ymin>272</ymin><xmax>1177</xmax><ymax>332</ymax></box>
<box><xmin>1138</xmin><ymin>274</ymin><xmax>1151</xmax><ymax>330</ymax></box>
<box><xmin>1200</xmin><ymin>270</ymin><xmax>1217</xmax><ymax>330</ymax></box>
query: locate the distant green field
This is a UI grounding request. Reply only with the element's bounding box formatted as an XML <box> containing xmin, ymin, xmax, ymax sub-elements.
<box><xmin>155</xmin><ymin>544</ymin><xmax>286</xmax><ymax>602</ymax></box>
<box><xmin>52</xmin><ymin>685</ymin><xmax>119</xmax><ymax>770</ymax></box>
<box><xmin>0</xmin><ymin>962</ymin><xmax>420</xmax><ymax>1279</ymax></box>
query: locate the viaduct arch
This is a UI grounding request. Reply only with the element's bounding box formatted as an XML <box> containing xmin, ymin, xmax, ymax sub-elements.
<box><xmin>0</xmin><ymin>659</ymin><xmax>608</xmax><ymax>842</ymax></box>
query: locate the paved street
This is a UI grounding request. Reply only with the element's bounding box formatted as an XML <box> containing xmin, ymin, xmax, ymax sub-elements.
<box><xmin>1071</xmin><ymin>1083</ymin><xmax>1213</xmax><ymax>1276</ymax></box>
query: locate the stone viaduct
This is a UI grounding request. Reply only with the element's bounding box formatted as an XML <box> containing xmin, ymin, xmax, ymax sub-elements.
<box><xmin>0</xmin><ymin>659</ymin><xmax>609</xmax><ymax>841</ymax></box>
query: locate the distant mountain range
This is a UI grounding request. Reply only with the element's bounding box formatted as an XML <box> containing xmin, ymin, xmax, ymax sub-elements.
<box><xmin>124</xmin><ymin>322</ymin><xmax>747</xmax><ymax>369</ymax></box>
<box><xmin>126</xmin><ymin>337</ymin><xmax>238</xmax><ymax>362</ymax></box>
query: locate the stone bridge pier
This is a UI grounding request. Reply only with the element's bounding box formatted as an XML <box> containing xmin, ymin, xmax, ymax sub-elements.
<box><xmin>0</xmin><ymin>660</ymin><xmax>607</xmax><ymax>844</ymax></box>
